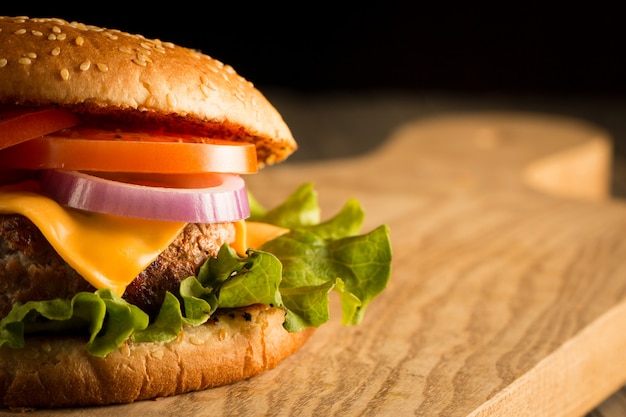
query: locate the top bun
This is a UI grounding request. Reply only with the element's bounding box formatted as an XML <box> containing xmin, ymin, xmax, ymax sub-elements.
<box><xmin>0</xmin><ymin>16</ymin><xmax>296</xmax><ymax>166</ymax></box>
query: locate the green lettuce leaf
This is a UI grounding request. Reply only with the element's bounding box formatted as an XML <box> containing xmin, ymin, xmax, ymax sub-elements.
<box><xmin>201</xmin><ymin>245</ymin><xmax>284</xmax><ymax>309</ymax></box>
<box><xmin>0</xmin><ymin>182</ymin><xmax>392</xmax><ymax>357</ymax></box>
<box><xmin>0</xmin><ymin>289</ymin><xmax>149</xmax><ymax>356</ymax></box>
<box><xmin>248</xmin><ymin>182</ymin><xmax>321</xmax><ymax>228</ymax></box>
<box><xmin>261</xmin><ymin>223</ymin><xmax>391</xmax><ymax>330</ymax></box>
<box><xmin>132</xmin><ymin>292</ymin><xmax>183</xmax><ymax>343</ymax></box>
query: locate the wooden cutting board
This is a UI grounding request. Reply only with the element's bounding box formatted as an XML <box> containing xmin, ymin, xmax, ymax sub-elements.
<box><xmin>12</xmin><ymin>112</ymin><xmax>626</xmax><ymax>417</ymax></box>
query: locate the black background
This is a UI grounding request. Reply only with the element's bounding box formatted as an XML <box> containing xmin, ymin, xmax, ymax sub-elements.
<box><xmin>5</xmin><ymin>5</ymin><xmax>626</xmax><ymax>200</ymax></box>
<box><xmin>2</xmin><ymin>5</ymin><xmax>624</xmax><ymax>97</ymax></box>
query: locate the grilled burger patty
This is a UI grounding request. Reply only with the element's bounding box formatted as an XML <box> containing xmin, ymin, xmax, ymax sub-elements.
<box><xmin>0</xmin><ymin>214</ymin><xmax>235</xmax><ymax>318</ymax></box>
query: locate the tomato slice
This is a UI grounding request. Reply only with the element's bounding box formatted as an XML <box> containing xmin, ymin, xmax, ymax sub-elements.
<box><xmin>0</xmin><ymin>107</ymin><xmax>80</xmax><ymax>150</ymax></box>
<box><xmin>0</xmin><ymin>129</ymin><xmax>258</xmax><ymax>174</ymax></box>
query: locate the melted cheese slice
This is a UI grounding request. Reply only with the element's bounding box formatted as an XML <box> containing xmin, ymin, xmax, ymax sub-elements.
<box><xmin>0</xmin><ymin>184</ymin><xmax>186</xmax><ymax>296</ymax></box>
<box><xmin>231</xmin><ymin>220</ymin><xmax>289</xmax><ymax>256</ymax></box>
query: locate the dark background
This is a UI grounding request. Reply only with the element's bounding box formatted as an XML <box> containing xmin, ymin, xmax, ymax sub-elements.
<box><xmin>2</xmin><ymin>6</ymin><xmax>624</xmax><ymax>96</ymax></box>
<box><xmin>3</xmin><ymin>7</ymin><xmax>626</xmax><ymax>197</ymax></box>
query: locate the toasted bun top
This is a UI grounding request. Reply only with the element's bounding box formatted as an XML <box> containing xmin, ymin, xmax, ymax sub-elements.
<box><xmin>0</xmin><ymin>16</ymin><xmax>296</xmax><ymax>166</ymax></box>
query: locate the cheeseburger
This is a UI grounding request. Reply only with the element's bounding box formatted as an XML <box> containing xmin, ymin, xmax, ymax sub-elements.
<box><xmin>0</xmin><ymin>16</ymin><xmax>391</xmax><ymax>409</ymax></box>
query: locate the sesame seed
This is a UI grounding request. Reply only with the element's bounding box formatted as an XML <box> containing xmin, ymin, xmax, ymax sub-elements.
<box><xmin>75</xmin><ymin>36</ymin><xmax>84</xmax><ymax>46</ymax></box>
<box><xmin>31</xmin><ymin>30</ymin><xmax>43</xmax><ymax>37</ymax></box>
<box><xmin>150</xmin><ymin>349</ymin><xmax>164</xmax><ymax>359</ymax></box>
<box><xmin>136</xmin><ymin>51</ymin><xmax>152</xmax><ymax>63</ymax></box>
<box><xmin>51</xmin><ymin>47</ymin><xmax>61</xmax><ymax>56</ymax></box>
<box><xmin>96</xmin><ymin>63</ymin><xmax>108</xmax><ymax>72</ymax></box>
<box><xmin>234</xmin><ymin>91</ymin><xmax>246</xmax><ymax>103</ymax></box>
<box><xmin>103</xmin><ymin>32</ymin><xmax>119</xmax><ymax>40</ymax></box>
<box><xmin>200</xmin><ymin>84</ymin><xmax>213</xmax><ymax>98</ymax></box>
<box><xmin>60</xmin><ymin>68</ymin><xmax>70</xmax><ymax>81</ymax></box>
<box><xmin>218</xmin><ymin>328</ymin><xmax>227</xmax><ymax>341</ymax></box>
<box><xmin>0</xmin><ymin>59</ymin><xmax>7</xmax><ymax>68</ymax></box>
<box><xmin>79</xmin><ymin>60</ymin><xmax>91</xmax><ymax>71</ymax></box>
<box><xmin>119</xmin><ymin>46</ymin><xmax>133</xmax><ymax>54</ymax></box>
<box><xmin>131</xmin><ymin>57</ymin><xmax>147</xmax><ymax>67</ymax></box>
<box><xmin>18</xmin><ymin>57</ymin><xmax>31</xmax><ymax>65</ymax></box>
<box><xmin>189</xmin><ymin>336</ymin><xmax>204</xmax><ymax>346</ymax></box>
<box><xmin>14</xmin><ymin>29</ymin><xmax>27</xmax><ymax>35</ymax></box>
<box><xmin>25</xmin><ymin>52</ymin><xmax>37</xmax><ymax>59</ymax></box>
<box><xmin>57</xmin><ymin>33</ymin><xmax>67</xmax><ymax>41</ymax></box>
<box><xmin>52</xmin><ymin>26</ymin><xmax>61</xmax><ymax>34</ymax></box>
<box><xmin>48</xmin><ymin>34</ymin><xmax>57</xmax><ymax>40</ymax></box>
<box><xmin>120</xmin><ymin>343</ymin><xmax>130</xmax><ymax>357</ymax></box>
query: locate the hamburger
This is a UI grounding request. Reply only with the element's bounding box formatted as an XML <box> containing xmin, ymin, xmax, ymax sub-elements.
<box><xmin>0</xmin><ymin>16</ymin><xmax>392</xmax><ymax>409</ymax></box>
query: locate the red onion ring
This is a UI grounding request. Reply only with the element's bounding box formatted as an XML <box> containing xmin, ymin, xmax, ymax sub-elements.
<box><xmin>39</xmin><ymin>170</ymin><xmax>250</xmax><ymax>223</ymax></box>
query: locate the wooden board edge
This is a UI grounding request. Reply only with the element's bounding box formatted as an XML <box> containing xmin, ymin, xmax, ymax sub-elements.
<box><xmin>468</xmin><ymin>299</ymin><xmax>626</xmax><ymax>417</ymax></box>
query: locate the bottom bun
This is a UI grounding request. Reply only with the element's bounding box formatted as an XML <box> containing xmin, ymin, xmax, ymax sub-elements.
<box><xmin>0</xmin><ymin>304</ymin><xmax>314</xmax><ymax>409</ymax></box>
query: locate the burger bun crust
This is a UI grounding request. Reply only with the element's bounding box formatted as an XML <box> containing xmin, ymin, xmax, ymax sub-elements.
<box><xmin>0</xmin><ymin>304</ymin><xmax>314</xmax><ymax>409</ymax></box>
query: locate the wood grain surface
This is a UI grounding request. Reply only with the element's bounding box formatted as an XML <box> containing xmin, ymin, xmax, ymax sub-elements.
<box><xmin>5</xmin><ymin>112</ymin><xmax>626</xmax><ymax>417</ymax></box>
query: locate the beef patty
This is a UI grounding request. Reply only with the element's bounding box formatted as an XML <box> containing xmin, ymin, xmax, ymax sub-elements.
<box><xmin>0</xmin><ymin>214</ymin><xmax>235</xmax><ymax>318</ymax></box>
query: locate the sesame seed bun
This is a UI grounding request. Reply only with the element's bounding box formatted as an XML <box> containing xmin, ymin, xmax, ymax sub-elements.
<box><xmin>0</xmin><ymin>16</ymin><xmax>296</xmax><ymax>166</ymax></box>
<box><xmin>0</xmin><ymin>16</ymin><xmax>309</xmax><ymax>409</ymax></box>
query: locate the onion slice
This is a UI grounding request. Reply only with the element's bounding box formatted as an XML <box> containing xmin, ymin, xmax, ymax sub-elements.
<box><xmin>39</xmin><ymin>170</ymin><xmax>250</xmax><ymax>223</ymax></box>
